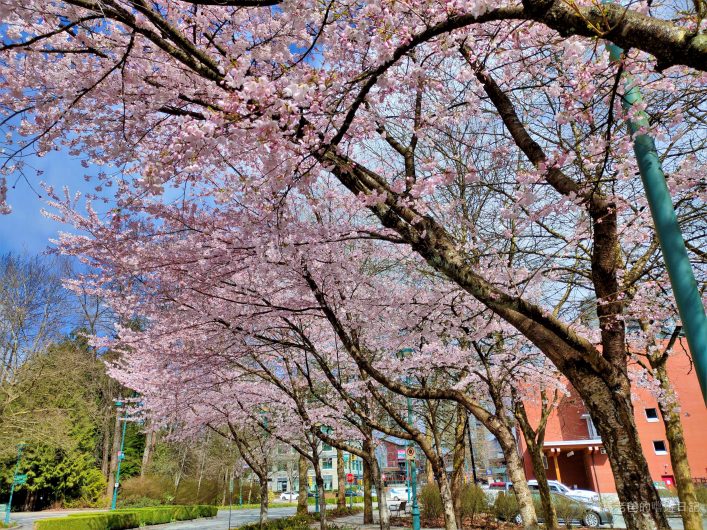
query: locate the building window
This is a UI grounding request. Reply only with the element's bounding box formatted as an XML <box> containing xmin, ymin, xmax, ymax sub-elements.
<box><xmin>582</xmin><ymin>414</ymin><xmax>601</xmax><ymax>440</ymax></box>
<box><xmin>323</xmin><ymin>475</ymin><xmax>333</xmax><ymax>490</ymax></box>
<box><xmin>323</xmin><ymin>457</ymin><xmax>333</xmax><ymax>469</ymax></box>
<box><xmin>645</xmin><ymin>408</ymin><xmax>659</xmax><ymax>422</ymax></box>
<box><xmin>653</xmin><ymin>440</ymin><xmax>667</xmax><ymax>455</ymax></box>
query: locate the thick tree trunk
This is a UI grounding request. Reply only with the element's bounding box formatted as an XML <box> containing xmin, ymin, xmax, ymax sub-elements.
<box><xmin>451</xmin><ymin>406</ymin><xmax>466</xmax><ymax>529</ymax></box>
<box><xmin>654</xmin><ymin>364</ymin><xmax>702</xmax><ymax>530</ymax></box>
<box><xmin>314</xmin><ymin>465</ymin><xmax>327</xmax><ymax>530</ymax></box>
<box><xmin>106</xmin><ymin>407</ymin><xmax>121</xmax><ymax>497</ymax></box>
<box><xmin>337</xmin><ymin>448</ymin><xmax>346</xmax><ymax>509</ymax></box>
<box><xmin>495</xmin><ymin>428</ymin><xmax>538</xmax><ymax>530</ymax></box>
<box><xmin>141</xmin><ymin>428</ymin><xmax>153</xmax><ymax>476</ymax></box>
<box><xmin>526</xmin><ymin>439</ymin><xmax>558</xmax><ymax>529</ymax></box>
<box><xmin>297</xmin><ymin>454</ymin><xmax>309</xmax><ymax>516</ymax></box>
<box><xmin>578</xmin><ymin>372</ymin><xmax>670</xmax><ymax>530</ymax></box>
<box><xmin>434</xmin><ymin>466</ymin><xmax>459</xmax><ymax>530</ymax></box>
<box><xmin>425</xmin><ymin>431</ymin><xmax>435</xmax><ymax>486</ymax></box>
<box><xmin>370</xmin><ymin>451</ymin><xmax>390</xmax><ymax>530</ymax></box>
<box><xmin>258</xmin><ymin>474</ymin><xmax>269</xmax><ymax>526</ymax></box>
<box><xmin>362</xmin><ymin>454</ymin><xmax>374</xmax><ymax>524</ymax></box>
<box><xmin>101</xmin><ymin>410</ymin><xmax>111</xmax><ymax>479</ymax></box>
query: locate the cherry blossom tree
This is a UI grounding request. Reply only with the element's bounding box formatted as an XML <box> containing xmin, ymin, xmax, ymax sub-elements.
<box><xmin>4</xmin><ymin>2</ymin><xmax>706</xmax><ymax>529</ymax></box>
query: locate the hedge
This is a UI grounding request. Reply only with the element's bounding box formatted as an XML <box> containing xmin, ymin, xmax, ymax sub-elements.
<box><xmin>239</xmin><ymin>515</ymin><xmax>312</xmax><ymax>530</ymax></box>
<box><xmin>34</xmin><ymin>505</ymin><xmax>217</xmax><ymax>530</ymax></box>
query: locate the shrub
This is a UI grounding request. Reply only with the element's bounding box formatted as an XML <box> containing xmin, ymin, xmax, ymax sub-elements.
<box><xmin>419</xmin><ymin>483</ymin><xmax>443</xmax><ymax>521</ymax></box>
<box><xmin>493</xmin><ymin>492</ymin><xmax>519</xmax><ymax>522</ymax></box>
<box><xmin>554</xmin><ymin>495</ymin><xmax>584</xmax><ymax>529</ymax></box>
<box><xmin>34</xmin><ymin>505</ymin><xmax>217</xmax><ymax>530</ymax></box>
<box><xmin>695</xmin><ymin>485</ymin><xmax>707</xmax><ymax>505</ymax></box>
<box><xmin>460</xmin><ymin>484</ymin><xmax>488</xmax><ymax>522</ymax></box>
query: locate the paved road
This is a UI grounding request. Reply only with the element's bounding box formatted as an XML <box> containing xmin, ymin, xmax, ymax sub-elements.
<box><xmin>9</xmin><ymin>505</ymin><xmax>706</xmax><ymax>529</ymax></box>
<box><xmin>8</xmin><ymin>506</ymin><xmax>299</xmax><ymax>529</ymax></box>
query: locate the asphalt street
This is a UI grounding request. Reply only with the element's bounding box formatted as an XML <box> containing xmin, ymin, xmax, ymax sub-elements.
<box><xmin>8</xmin><ymin>505</ymin><xmax>706</xmax><ymax>529</ymax></box>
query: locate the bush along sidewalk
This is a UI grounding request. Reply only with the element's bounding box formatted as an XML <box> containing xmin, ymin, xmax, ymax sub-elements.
<box><xmin>34</xmin><ymin>505</ymin><xmax>217</xmax><ymax>529</ymax></box>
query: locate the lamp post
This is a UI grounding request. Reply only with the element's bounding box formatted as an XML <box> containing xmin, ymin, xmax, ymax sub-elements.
<box><xmin>111</xmin><ymin>399</ymin><xmax>128</xmax><ymax>511</ymax></box>
<box><xmin>399</xmin><ymin>348</ymin><xmax>420</xmax><ymax>530</ymax></box>
<box><xmin>603</xmin><ymin>6</ymin><xmax>707</xmax><ymax>405</ymax></box>
<box><xmin>4</xmin><ymin>443</ymin><xmax>26</xmax><ymax>525</ymax></box>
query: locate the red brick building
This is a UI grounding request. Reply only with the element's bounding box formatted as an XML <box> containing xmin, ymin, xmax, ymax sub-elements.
<box><xmin>518</xmin><ymin>341</ymin><xmax>707</xmax><ymax>494</ymax></box>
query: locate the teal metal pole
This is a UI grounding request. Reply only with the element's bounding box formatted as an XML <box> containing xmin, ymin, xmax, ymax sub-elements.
<box><xmin>606</xmin><ymin>41</ymin><xmax>707</xmax><ymax>405</ymax></box>
<box><xmin>407</xmin><ymin>395</ymin><xmax>420</xmax><ymax>530</ymax></box>
<box><xmin>4</xmin><ymin>444</ymin><xmax>24</xmax><ymax>525</ymax></box>
<box><xmin>399</xmin><ymin>348</ymin><xmax>420</xmax><ymax>530</ymax></box>
<box><xmin>111</xmin><ymin>412</ymin><xmax>128</xmax><ymax>510</ymax></box>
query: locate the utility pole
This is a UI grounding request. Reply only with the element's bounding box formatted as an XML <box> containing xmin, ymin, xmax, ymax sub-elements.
<box><xmin>604</xmin><ymin>16</ymin><xmax>707</xmax><ymax>405</ymax></box>
<box><xmin>4</xmin><ymin>443</ymin><xmax>26</xmax><ymax>525</ymax></box>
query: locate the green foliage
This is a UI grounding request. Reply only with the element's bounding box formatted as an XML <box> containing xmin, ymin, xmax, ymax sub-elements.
<box><xmin>492</xmin><ymin>491</ymin><xmax>519</xmax><ymax>522</ymax></box>
<box><xmin>34</xmin><ymin>505</ymin><xmax>217</xmax><ymax>530</ymax></box>
<box><xmin>239</xmin><ymin>515</ymin><xmax>312</xmax><ymax>530</ymax></box>
<box><xmin>553</xmin><ymin>495</ymin><xmax>584</xmax><ymax>529</ymax></box>
<box><xmin>419</xmin><ymin>483</ymin><xmax>443</xmax><ymax>520</ymax></box>
<box><xmin>117</xmin><ymin>474</ymin><xmax>224</xmax><ymax>507</ymax></box>
<box><xmin>459</xmin><ymin>483</ymin><xmax>488</xmax><ymax>521</ymax></box>
<box><xmin>695</xmin><ymin>485</ymin><xmax>707</xmax><ymax>505</ymax></box>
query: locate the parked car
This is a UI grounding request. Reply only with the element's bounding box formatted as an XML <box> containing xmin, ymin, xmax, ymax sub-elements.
<box><xmin>654</xmin><ymin>484</ymin><xmax>680</xmax><ymax>513</ymax></box>
<box><xmin>510</xmin><ymin>492</ymin><xmax>612</xmax><ymax>528</ymax></box>
<box><xmin>527</xmin><ymin>479</ymin><xmax>600</xmax><ymax>504</ymax></box>
<box><xmin>345</xmin><ymin>488</ymin><xmax>363</xmax><ymax>497</ymax></box>
<box><xmin>485</xmin><ymin>481</ymin><xmax>513</xmax><ymax>501</ymax></box>
<box><xmin>279</xmin><ymin>491</ymin><xmax>299</xmax><ymax>501</ymax></box>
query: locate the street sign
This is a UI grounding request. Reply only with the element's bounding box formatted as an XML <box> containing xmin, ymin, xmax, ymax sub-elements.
<box><xmin>346</xmin><ymin>473</ymin><xmax>354</xmax><ymax>484</ymax></box>
<box><xmin>406</xmin><ymin>446</ymin><xmax>416</xmax><ymax>460</ymax></box>
<box><xmin>13</xmin><ymin>474</ymin><xmax>27</xmax><ymax>485</ymax></box>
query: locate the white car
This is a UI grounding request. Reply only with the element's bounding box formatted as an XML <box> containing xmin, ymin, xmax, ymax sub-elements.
<box><xmin>527</xmin><ymin>480</ymin><xmax>599</xmax><ymax>504</ymax></box>
<box><xmin>387</xmin><ymin>486</ymin><xmax>409</xmax><ymax>501</ymax></box>
<box><xmin>279</xmin><ymin>491</ymin><xmax>299</xmax><ymax>501</ymax></box>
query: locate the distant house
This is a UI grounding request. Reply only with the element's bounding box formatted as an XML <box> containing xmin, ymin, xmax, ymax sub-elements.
<box><xmin>518</xmin><ymin>340</ymin><xmax>707</xmax><ymax>493</ymax></box>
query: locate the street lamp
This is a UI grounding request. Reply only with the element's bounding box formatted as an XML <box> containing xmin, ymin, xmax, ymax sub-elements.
<box><xmin>4</xmin><ymin>443</ymin><xmax>27</xmax><ymax>525</ymax></box>
<box><xmin>399</xmin><ymin>348</ymin><xmax>420</xmax><ymax>530</ymax></box>
<box><xmin>111</xmin><ymin>397</ymin><xmax>143</xmax><ymax>511</ymax></box>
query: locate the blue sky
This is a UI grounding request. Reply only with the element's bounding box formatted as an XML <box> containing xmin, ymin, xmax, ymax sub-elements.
<box><xmin>0</xmin><ymin>149</ymin><xmax>99</xmax><ymax>256</ymax></box>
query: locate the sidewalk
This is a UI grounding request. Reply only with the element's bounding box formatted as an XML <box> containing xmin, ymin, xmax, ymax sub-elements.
<box><xmin>319</xmin><ymin>513</ymin><xmax>443</xmax><ymax>529</ymax></box>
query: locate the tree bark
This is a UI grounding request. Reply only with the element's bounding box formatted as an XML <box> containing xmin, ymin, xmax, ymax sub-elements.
<box><xmin>514</xmin><ymin>396</ymin><xmax>558</xmax><ymax>529</ymax></box>
<box><xmin>101</xmin><ymin>410</ymin><xmax>111</xmax><ymax>479</ymax></box>
<box><xmin>141</xmin><ymin>428</ymin><xmax>153</xmax><ymax>476</ymax></box>
<box><xmin>370</xmin><ymin>453</ymin><xmax>390</xmax><ymax>530</ymax></box>
<box><xmin>495</xmin><ymin>428</ymin><xmax>539</xmax><ymax>530</ymax></box>
<box><xmin>654</xmin><ymin>362</ymin><xmax>702</xmax><ymax>530</ymax></box>
<box><xmin>578</xmin><ymin>372</ymin><xmax>670</xmax><ymax>530</ymax></box>
<box><xmin>433</xmin><ymin>460</ymin><xmax>459</xmax><ymax>530</ymax></box>
<box><xmin>297</xmin><ymin>454</ymin><xmax>309</xmax><ymax>516</ymax></box>
<box><xmin>525</xmin><ymin>439</ymin><xmax>557</xmax><ymax>529</ymax></box>
<box><xmin>106</xmin><ymin>407</ymin><xmax>121</xmax><ymax>497</ymax></box>
<box><xmin>313</xmin><ymin>462</ymin><xmax>327</xmax><ymax>530</ymax></box>
<box><xmin>451</xmin><ymin>405</ymin><xmax>466</xmax><ymax>529</ymax></box>
<box><xmin>362</xmin><ymin>449</ymin><xmax>374</xmax><ymax>524</ymax></box>
<box><xmin>337</xmin><ymin>448</ymin><xmax>346</xmax><ymax>509</ymax></box>
<box><xmin>258</xmin><ymin>473</ymin><xmax>269</xmax><ymax>526</ymax></box>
